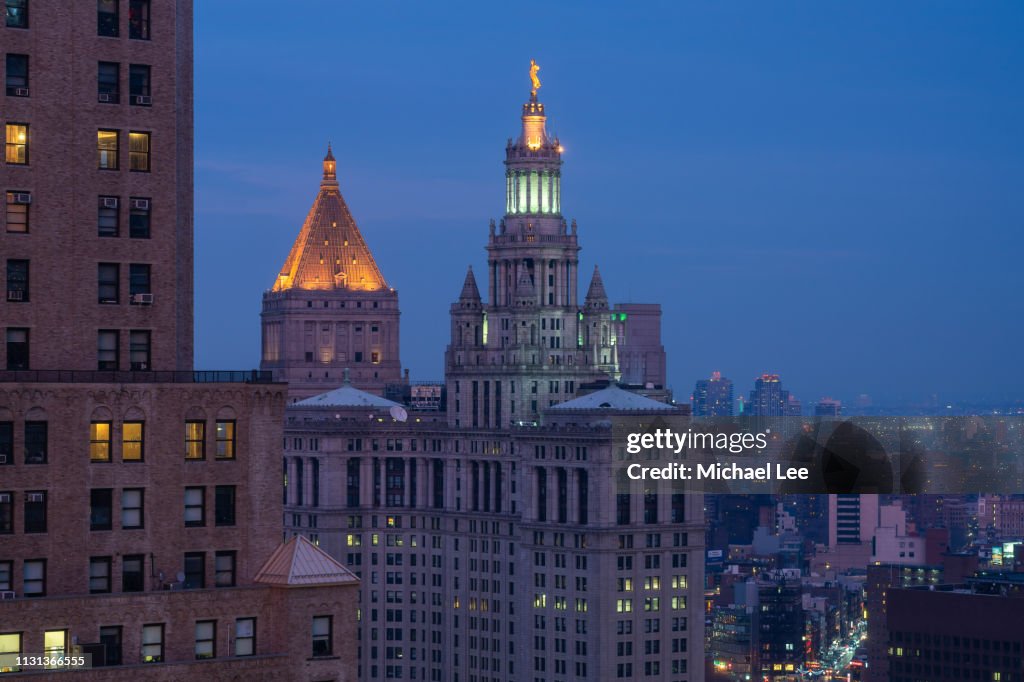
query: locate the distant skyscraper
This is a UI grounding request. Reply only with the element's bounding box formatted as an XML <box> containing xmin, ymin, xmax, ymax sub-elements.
<box><xmin>814</xmin><ymin>397</ymin><xmax>843</xmax><ymax>416</ymax></box>
<box><xmin>828</xmin><ymin>494</ymin><xmax>880</xmax><ymax>546</ymax></box>
<box><xmin>747</xmin><ymin>373</ymin><xmax>789</xmax><ymax>416</ymax></box>
<box><xmin>261</xmin><ymin>147</ymin><xmax>402</xmax><ymax>401</ymax></box>
<box><xmin>692</xmin><ymin>371</ymin><xmax>734</xmax><ymax>416</ymax></box>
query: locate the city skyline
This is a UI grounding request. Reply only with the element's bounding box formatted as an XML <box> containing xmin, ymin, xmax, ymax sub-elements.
<box><xmin>194</xmin><ymin>2</ymin><xmax>1024</xmax><ymax>405</ymax></box>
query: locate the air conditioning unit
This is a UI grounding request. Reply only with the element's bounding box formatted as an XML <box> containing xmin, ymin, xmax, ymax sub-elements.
<box><xmin>8</xmin><ymin>192</ymin><xmax>31</xmax><ymax>204</ymax></box>
<box><xmin>132</xmin><ymin>293</ymin><xmax>154</xmax><ymax>304</ymax></box>
<box><xmin>102</xmin><ymin>197</ymin><xmax>119</xmax><ymax>209</ymax></box>
<box><xmin>131</xmin><ymin>198</ymin><xmax>150</xmax><ymax>210</ymax></box>
<box><xmin>14</xmin><ymin>87</ymin><xmax>29</xmax><ymax>97</ymax></box>
<box><xmin>134</xmin><ymin>95</ymin><xmax>152</xmax><ymax>106</ymax></box>
<box><xmin>6</xmin><ymin>290</ymin><xmax>24</xmax><ymax>302</ymax></box>
<box><xmin>28</xmin><ymin>493</ymin><xmax>44</xmax><ymax>502</ymax></box>
<box><xmin>0</xmin><ymin>591</ymin><xmax>15</xmax><ymax>600</ymax></box>
<box><xmin>98</xmin><ymin>93</ymin><xmax>113</xmax><ymax>103</ymax></box>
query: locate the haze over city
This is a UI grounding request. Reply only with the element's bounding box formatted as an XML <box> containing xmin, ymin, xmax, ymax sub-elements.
<box><xmin>194</xmin><ymin>2</ymin><xmax>1024</xmax><ymax>405</ymax></box>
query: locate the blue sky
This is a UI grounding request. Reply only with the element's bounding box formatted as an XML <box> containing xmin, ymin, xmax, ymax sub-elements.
<box><xmin>194</xmin><ymin>1</ymin><xmax>1024</xmax><ymax>404</ymax></box>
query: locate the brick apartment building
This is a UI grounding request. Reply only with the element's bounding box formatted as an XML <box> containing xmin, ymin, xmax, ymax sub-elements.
<box><xmin>1</xmin><ymin>1</ymin><xmax>357</xmax><ymax>679</ymax></box>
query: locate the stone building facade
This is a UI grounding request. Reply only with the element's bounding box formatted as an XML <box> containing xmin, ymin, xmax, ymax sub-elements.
<box><xmin>0</xmin><ymin>2</ymin><xmax>358</xmax><ymax>679</ymax></box>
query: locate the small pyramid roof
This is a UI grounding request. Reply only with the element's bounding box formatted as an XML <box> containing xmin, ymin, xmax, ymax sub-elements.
<box><xmin>254</xmin><ymin>535</ymin><xmax>360</xmax><ymax>587</ymax></box>
<box><xmin>549</xmin><ymin>383</ymin><xmax>676</xmax><ymax>412</ymax></box>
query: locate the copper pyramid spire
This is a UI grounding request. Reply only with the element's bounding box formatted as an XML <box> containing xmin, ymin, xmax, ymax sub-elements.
<box><xmin>272</xmin><ymin>147</ymin><xmax>387</xmax><ymax>292</ymax></box>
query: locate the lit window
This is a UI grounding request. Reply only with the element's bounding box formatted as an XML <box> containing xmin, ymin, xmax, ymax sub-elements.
<box><xmin>90</xmin><ymin>421</ymin><xmax>112</xmax><ymax>461</ymax></box>
<box><xmin>185</xmin><ymin>421</ymin><xmax>205</xmax><ymax>459</ymax></box>
<box><xmin>234</xmin><ymin>618</ymin><xmax>255</xmax><ymax>656</ymax></box>
<box><xmin>5</xmin><ymin>0</ymin><xmax>28</xmax><ymax>28</ymax></box>
<box><xmin>5</xmin><ymin>123</ymin><xmax>27</xmax><ymax>164</ymax></box>
<box><xmin>141</xmin><ymin>624</ymin><xmax>163</xmax><ymax>663</ymax></box>
<box><xmin>98</xmin><ymin>129</ymin><xmax>118</xmax><ymax>169</ymax></box>
<box><xmin>121</xmin><ymin>488</ymin><xmax>143</xmax><ymax>528</ymax></box>
<box><xmin>5</xmin><ymin>54</ymin><xmax>28</xmax><ymax>96</ymax></box>
<box><xmin>195</xmin><ymin>621</ymin><xmax>215</xmax><ymax>660</ymax></box>
<box><xmin>215</xmin><ymin>420</ymin><xmax>235</xmax><ymax>459</ymax></box>
<box><xmin>97</xmin><ymin>330</ymin><xmax>119</xmax><ymax>370</ymax></box>
<box><xmin>0</xmin><ymin>633</ymin><xmax>20</xmax><ymax>673</ymax></box>
<box><xmin>312</xmin><ymin>616</ymin><xmax>332</xmax><ymax>657</ymax></box>
<box><xmin>184</xmin><ymin>487</ymin><xmax>204</xmax><ymax>527</ymax></box>
<box><xmin>122</xmin><ymin>422</ymin><xmax>144</xmax><ymax>461</ymax></box>
<box><xmin>89</xmin><ymin>556</ymin><xmax>112</xmax><ymax>593</ymax></box>
<box><xmin>129</xmin><ymin>131</ymin><xmax>150</xmax><ymax>171</ymax></box>
<box><xmin>5</xmin><ymin>191</ymin><xmax>30</xmax><ymax>233</ymax></box>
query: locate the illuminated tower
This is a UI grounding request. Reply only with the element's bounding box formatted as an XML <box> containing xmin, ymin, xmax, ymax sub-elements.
<box><xmin>262</xmin><ymin>146</ymin><xmax>402</xmax><ymax>400</ymax></box>
<box><xmin>444</xmin><ymin>64</ymin><xmax>631</xmax><ymax>428</ymax></box>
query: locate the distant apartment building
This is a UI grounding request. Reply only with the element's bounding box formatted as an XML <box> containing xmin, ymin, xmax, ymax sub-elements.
<box><xmin>693</xmin><ymin>371</ymin><xmax>733</xmax><ymax>417</ymax></box>
<box><xmin>0</xmin><ymin>2</ymin><xmax>357</xmax><ymax>679</ymax></box>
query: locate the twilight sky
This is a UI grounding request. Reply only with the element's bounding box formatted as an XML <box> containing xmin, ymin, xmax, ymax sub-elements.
<box><xmin>194</xmin><ymin>2</ymin><xmax>1024</xmax><ymax>405</ymax></box>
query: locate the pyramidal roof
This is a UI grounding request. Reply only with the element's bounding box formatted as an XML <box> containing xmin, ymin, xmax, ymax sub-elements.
<box><xmin>459</xmin><ymin>266</ymin><xmax>481</xmax><ymax>302</ymax></box>
<box><xmin>584</xmin><ymin>265</ymin><xmax>609</xmax><ymax>305</ymax></box>
<box><xmin>549</xmin><ymin>383</ymin><xmax>677</xmax><ymax>412</ymax></box>
<box><xmin>294</xmin><ymin>371</ymin><xmax>402</xmax><ymax>409</ymax></box>
<box><xmin>254</xmin><ymin>535</ymin><xmax>360</xmax><ymax>587</ymax></box>
<box><xmin>272</xmin><ymin>146</ymin><xmax>388</xmax><ymax>292</ymax></box>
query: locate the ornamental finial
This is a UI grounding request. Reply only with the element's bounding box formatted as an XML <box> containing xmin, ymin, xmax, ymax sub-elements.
<box><xmin>529</xmin><ymin>59</ymin><xmax>541</xmax><ymax>98</ymax></box>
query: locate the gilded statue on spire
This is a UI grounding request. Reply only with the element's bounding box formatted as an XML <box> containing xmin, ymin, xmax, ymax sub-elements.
<box><xmin>529</xmin><ymin>59</ymin><xmax>541</xmax><ymax>97</ymax></box>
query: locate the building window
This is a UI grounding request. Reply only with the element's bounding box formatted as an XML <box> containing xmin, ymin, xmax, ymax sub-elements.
<box><xmin>185</xmin><ymin>421</ymin><xmax>205</xmax><ymax>459</ymax></box>
<box><xmin>128</xmin><ymin>263</ymin><xmax>150</xmax><ymax>300</ymax></box>
<box><xmin>6</xmin><ymin>328</ymin><xmax>28</xmax><ymax>370</ymax></box>
<box><xmin>128</xmin><ymin>131</ymin><xmax>150</xmax><ymax>171</ymax></box>
<box><xmin>183</xmin><ymin>552</ymin><xmax>204</xmax><ymax>589</ymax></box>
<box><xmin>0</xmin><ymin>492</ymin><xmax>11</xmax><ymax>533</ymax></box>
<box><xmin>97</xmin><ymin>263</ymin><xmax>119</xmax><ymax>302</ymax></box>
<box><xmin>122</xmin><ymin>554</ymin><xmax>144</xmax><ymax>592</ymax></box>
<box><xmin>0</xmin><ymin>422</ymin><xmax>10</xmax><ymax>465</ymax></box>
<box><xmin>97</xmin><ymin>0</ymin><xmax>118</xmax><ymax>36</ymax></box>
<box><xmin>44</xmin><ymin>631</ymin><xmax>67</xmax><ymax>668</ymax></box>
<box><xmin>0</xmin><ymin>560</ymin><xmax>11</xmax><ymax>589</ymax></box>
<box><xmin>98</xmin><ymin>196</ymin><xmax>119</xmax><ymax>236</ymax></box>
<box><xmin>129</xmin><ymin>330</ymin><xmax>150</xmax><ymax>370</ymax></box>
<box><xmin>129</xmin><ymin>197</ymin><xmax>151</xmax><ymax>238</ymax></box>
<box><xmin>214</xmin><ymin>550</ymin><xmax>236</xmax><ymax>587</ymax></box>
<box><xmin>23</xmin><ymin>559</ymin><xmax>45</xmax><ymax>597</ymax></box>
<box><xmin>121</xmin><ymin>488</ymin><xmax>143</xmax><ymax>528</ymax></box>
<box><xmin>214</xmin><ymin>485</ymin><xmax>235</xmax><ymax>526</ymax></box>
<box><xmin>23</xmin><ymin>491</ymin><xmax>45</xmax><ymax>533</ymax></box>
<box><xmin>0</xmin><ymin>632</ymin><xmax>21</xmax><ymax>673</ymax></box>
<box><xmin>89</xmin><ymin>556</ymin><xmax>112</xmax><ymax>593</ymax></box>
<box><xmin>98</xmin><ymin>330</ymin><xmax>119</xmax><ymax>370</ymax></box>
<box><xmin>184</xmin><ymin>486</ymin><xmax>204</xmax><ymax>526</ymax></box>
<box><xmin>312</xmin><ymin>616</ymin><xmax>332</xmax><ymax>657</ymax></box>
<box><xmin>23</xmin><ymin>420</ymin><xmax>45</xmax><ymax>463</ymax></box>
<box><xmin>6</xmin><ymin>258</ymin><xmax>28</xmax><ymax>302</ymax></box>
<box><xmin>97</xmin><ymin>61</ymin><xmax>119</xmax><ymax>103</ymax></box>
<box><xmin>90</xmin><ymin>421</ymin><xmax>112</xmax><ymax>462</ymax></box>
<box><xmin>195</xmin><ymin>621</ymin><xmax>215</xmax><ymax>660</ymax></box>
<box><xmin>123</xmin><ymin>422</ymin><xmax>144</xmax><ymax>461</ymax></box>
<box><xmin>5</xmin><ymin>191</ymin><xmax>30</xmax><ymax>233</ymax></box>
<box><xmin>5</xmin><ymin>54</ymin><xmax>28</xmax><ymax>96</ymax></box>
<box><xmin>98</xmin><ymin>129</ymin><xmax>118</xmax><ymax>169</ymax></box>
<box><xmin>129</xmin><ymin>64</ymin><xmax>150</xmax><ymax>105</ymax></box>
<box><xmin>5</xmin><ymin>123</ymin><xmax>27</xmax><ymax>164</ymax></box>
<box><xmin>5</xmin><ymin>0</ymin><xmax>28</xmax><ymax>28</ymax></box>
<box><xmin>215</xmin><ymin>420</ymin><xmax>235</xmax><ymax>459</ymax></box>
<box><xmin>98</xmin><ymin>626</ymin><xmax>122</xmax><ymax>667</ymax></box>
<box><xmin>141</xmin><ymin>624</ymin><xmax>163</xmax><ymax>663</ymax></box>
<box><xmin>90</xmin><ymin>488</ymin><xmax>113</xmax><ymax>531</ymax></box>
<box><xmin>128</xmin><ymin>0</ymin><xmax>150</xmax><ymax>40</ymax></box>
<box><xmin>234</xmin><ymin>618</ymin><xmax>255</xmax><ymax>657</ymax></box>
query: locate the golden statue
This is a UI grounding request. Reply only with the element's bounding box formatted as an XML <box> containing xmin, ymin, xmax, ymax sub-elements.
<box><xmin>529</xmin><ymin>59</ymin><xmax>541</xmax><ymax>96</ymax></box>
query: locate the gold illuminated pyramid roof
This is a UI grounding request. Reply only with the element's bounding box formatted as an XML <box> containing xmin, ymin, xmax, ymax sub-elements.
<box><xmin>273</xmin><ymin>146</ymin><xmax>388</xmax><ymax>292</ymax></box>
